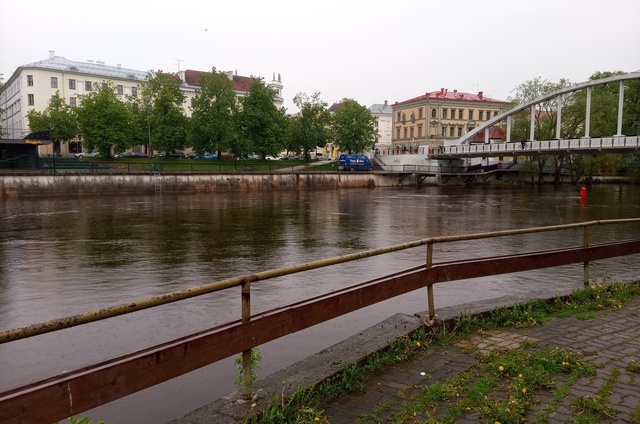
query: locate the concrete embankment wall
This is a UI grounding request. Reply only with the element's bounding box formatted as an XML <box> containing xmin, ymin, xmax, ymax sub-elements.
<box><xmin>0</xmin><ymin>172</ymin><xmax>406</xmax><ymax>197</ymax></box>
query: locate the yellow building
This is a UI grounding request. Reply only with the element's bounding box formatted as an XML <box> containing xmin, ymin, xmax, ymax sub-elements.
<box><xmin>391</xmin><ymin>88</ymin><xmax>509</xmax><ymax>154</ymax></box>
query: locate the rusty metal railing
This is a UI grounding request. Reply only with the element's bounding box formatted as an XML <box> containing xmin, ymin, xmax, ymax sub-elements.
<box><xmin>1</xmin><ymin>219</ymin><xmax>640</xmax><ymax>423</ymax></box>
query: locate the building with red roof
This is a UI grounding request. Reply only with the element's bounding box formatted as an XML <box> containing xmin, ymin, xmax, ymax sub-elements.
<box><xmin>391</xmin><ymin>88</ymin><xmax>509</xmax><ymax>153</ymax></box>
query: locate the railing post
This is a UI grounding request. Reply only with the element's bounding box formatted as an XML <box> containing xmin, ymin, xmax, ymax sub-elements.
<box><xmin>241</xmin><ymin>280</ymin><xmax>252</xmax><ymax>399</ymax></box>
<box><xmin>583</xmin><ymin>226</ymin><xmax>590</xmax><ymax>286</ymax></box>
<box><xmin>426</xmin><ymin>242</ymin><xmax>435</xmax><ymax>320</ymax></box>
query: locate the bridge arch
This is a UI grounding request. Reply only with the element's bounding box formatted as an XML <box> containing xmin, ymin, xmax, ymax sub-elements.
<box><xmin>456</xmin><ymin>72</ymin><xmax>640</xmax><ymax>145</ymax></box>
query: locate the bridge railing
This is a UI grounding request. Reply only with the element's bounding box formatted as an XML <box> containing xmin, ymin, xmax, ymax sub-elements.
<box><xmin>440</xmin><ymin>136</ymin><xmax>640</xmax><ymax>157</ymax></box>
<box><xmin>2</xmin><ymin>219</ymin><xmax>640</xmax><ymax>423</ymax></box>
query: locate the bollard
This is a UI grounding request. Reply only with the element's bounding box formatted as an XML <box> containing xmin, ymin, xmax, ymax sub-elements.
<box><xmin>580</xmin><ymin>186</ymin><xmax>587</xmax><ymax>204</ymax></box>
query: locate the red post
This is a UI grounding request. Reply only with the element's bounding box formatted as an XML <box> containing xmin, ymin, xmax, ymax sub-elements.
<box><xmin>580</xmin><ymin>186</ymin><xmax>587</xmax><ymax>204</ymax></box>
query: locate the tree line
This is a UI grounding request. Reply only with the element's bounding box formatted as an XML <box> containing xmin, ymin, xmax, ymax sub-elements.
<box><xmin>25</xmin><ymin>69</ymin><xmax>378</xmax><ymax>160</ymax></box>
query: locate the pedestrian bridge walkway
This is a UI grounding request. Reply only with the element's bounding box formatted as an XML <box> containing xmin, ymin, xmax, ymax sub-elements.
<box><xmin>432</xmin><ymin>135</ymin><xmax>640</xmax><ymax>159</ymax></box>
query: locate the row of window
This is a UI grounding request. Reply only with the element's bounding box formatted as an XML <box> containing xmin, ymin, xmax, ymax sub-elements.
<box><xmin>395</xmin><ymin>108</ymin><xmax>500</xmax><ymax>123</ymax></box>
<box><xmin>395</xmin><ymin>123</ymin><xmax>477</xmax><ymax>139</ymax></box>
<box><xmin>26</xmin><ymin>75</ymin><xmax>138</xmax><ymax>97</ymax></box>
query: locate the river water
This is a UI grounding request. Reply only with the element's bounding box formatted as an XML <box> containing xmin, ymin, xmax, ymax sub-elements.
<box><xmin>1</xmin><ymin>184</ymin><xmax>640</xmax><ymax>423</ymax></box>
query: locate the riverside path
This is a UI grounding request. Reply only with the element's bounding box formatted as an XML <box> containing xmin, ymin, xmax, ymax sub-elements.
<box><xmin>322</xmin><ymin>298</ymin><xmax>640</xmax><ymax>423</ymax></box>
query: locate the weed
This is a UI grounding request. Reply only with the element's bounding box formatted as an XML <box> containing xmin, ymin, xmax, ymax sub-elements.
<box><xmin>627</xmin><ymin>360</ymin><xmax>640</xmax><ymax>374</ymax></box>
<box><xmin>235</xmin><ymin>347</ymin><xmax>262</xmax><ymax>389</ymax></box>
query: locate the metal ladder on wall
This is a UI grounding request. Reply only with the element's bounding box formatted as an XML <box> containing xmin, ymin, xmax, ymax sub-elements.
<box><xmin>153</xmin><ymin>171</ymin><xmax>162</xmax><ymax>194</ymax></box>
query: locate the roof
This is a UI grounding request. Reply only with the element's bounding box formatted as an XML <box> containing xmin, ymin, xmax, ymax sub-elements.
<box><xmin>469</xmin><ymin>126</ymin><xmax>505</xmax><ymax>143</ymax></box>
<box><xmin>395</xmin><ymin>89</ymin><xmax>507</xmax><ymax>106</ymax></box>
<box><xmin>183</xmin><ymin>70</ymin><xmax>253</xmax><ymax>93</ymax></box>
<box><xmin>19</xmin><ymin>55</ymin><xmax>149</xmax><ymax>81</ymax></box>
<box><xmin>369</xmin><ymin>103</ymin><xmax>393</xmax><ymax>114</ymax></box>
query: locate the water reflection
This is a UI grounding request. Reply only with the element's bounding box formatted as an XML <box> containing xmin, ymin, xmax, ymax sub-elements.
<box><xmin>0</xmin><ymin>184</ymin><xmax>639</xmax><ymax>423</ymax></box>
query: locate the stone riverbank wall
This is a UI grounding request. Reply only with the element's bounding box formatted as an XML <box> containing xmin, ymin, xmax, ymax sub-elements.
<box><xmin>1</xmin><ymin>172</ymin><xmax>407</xmax><ymax>197</ymax></box>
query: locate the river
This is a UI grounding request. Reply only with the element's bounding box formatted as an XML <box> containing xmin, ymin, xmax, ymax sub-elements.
<box><xmin>1</xmin><ymin>184</ymin><xmax>639</xmax><ymax>423</ymax></box>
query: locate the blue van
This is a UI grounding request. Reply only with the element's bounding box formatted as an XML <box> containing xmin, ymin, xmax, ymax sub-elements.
<box><xmin>338</xmin><ymin>154</ymin><xmax>373</xmax><ymax>171</ymax></box>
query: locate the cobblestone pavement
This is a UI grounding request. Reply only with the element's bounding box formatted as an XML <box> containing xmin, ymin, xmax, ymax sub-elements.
<box><xmin>322</xmin><ymin>298</ymin><xmax>640</xmax><ymax>423</ymax></box>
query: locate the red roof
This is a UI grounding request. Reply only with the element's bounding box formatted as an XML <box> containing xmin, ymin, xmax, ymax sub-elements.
<box><xmin>183</xmin><ymin>70</ymin><xmax>253</xmax><ymax>93</ymax></box>
<box><xmin>469</xmin><ymin>126</ymin><xmax>505</xmax><ymax>143</ymax></box>
<box><xmin>396</xmin><ymin>89</ymin><xmax>507</xmax><ymax>106</ymax></box>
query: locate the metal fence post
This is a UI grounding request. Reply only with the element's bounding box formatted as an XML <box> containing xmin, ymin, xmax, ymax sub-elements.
<box><xmin>426</xmin><ymin>242</ymin><xmax>435</xmax><ymax>320</ymax></box>
<box><xmin>241</xmin><ymin>281</ymin><xmax>252</xmax><ymax>399</ymax></box>
<box><xmin>583</xmin><ymin>226</ymin><xmax>590</xmax><ymax>286</ymax></box>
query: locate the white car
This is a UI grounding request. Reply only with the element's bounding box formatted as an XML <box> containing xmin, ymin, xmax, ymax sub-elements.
<box><xmin>75</xmin><ymin>151</ymin><xmax>99</xmax><ymax>158</ymax></box>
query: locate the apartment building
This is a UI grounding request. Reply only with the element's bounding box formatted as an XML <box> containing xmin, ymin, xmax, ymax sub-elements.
<box><xmin>0</xmin><ymin>51</ymin><xmax>283</xmax><ymax>156</ymax></box>
<box><xmin>391</xmin><ymin>88</ymin><xmax>510</xmax><ymax>153</ymax></box>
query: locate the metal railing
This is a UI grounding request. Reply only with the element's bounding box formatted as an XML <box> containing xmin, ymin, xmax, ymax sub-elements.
<box><xmin>1</xmin><ymin>219</ymin><xmax>640</xmax><ymax>423</ymax></box>
<box><xmin>439</xmin><ymin>136</ymin><xmax>640</xmax><ymax>158</ymax></box>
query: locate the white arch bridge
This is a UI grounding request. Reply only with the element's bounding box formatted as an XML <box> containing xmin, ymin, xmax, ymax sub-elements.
<box><xmin>431</xmin><ymin>72</ymin><xmax>640</xmax><ymax>160</ymax></box>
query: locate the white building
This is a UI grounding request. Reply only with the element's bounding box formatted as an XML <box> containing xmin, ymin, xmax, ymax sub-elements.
<box><xmin>0</xmin><ymin>51</ymin><xmax>284</xmax><ymax>156</ymax></box>
<box><xmin>369</xmin><ymin>100</ymin><xmax>393</xmax><ymax>155</ymax></box>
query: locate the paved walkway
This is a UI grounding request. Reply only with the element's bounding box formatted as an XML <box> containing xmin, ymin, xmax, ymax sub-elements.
<box><xmin>322</xmin><ymin>298</ymin><xmax>640</xmax><ymax>423</ymax></box>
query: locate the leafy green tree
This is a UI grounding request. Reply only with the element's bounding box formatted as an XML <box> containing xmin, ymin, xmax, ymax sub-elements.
<box><xmin>76</xmin><ymin>82</ymin><xmax>135</xmax><ymax>157</ymax></box>
<box><xmin>508</xmin><ymin>77</ymin><xmax>575</xmax><ymax>183</ymax></box>
<box><xmin>123</xmin><ymin>86</ymin><xmax>152</xmax><ymax>153</ymax></box>
<box><xmin>331</xmin><ymin>99</ymin><xmax>377</xmax><ymax>154</ymax></box>
<box><xmin>189</xmin><ymin>69</ymin><xmax>238</xmax><ymax>156</ymax></box>
<box><xmin>237</xmin><ymin>77</ymin><xmax>287</xmax><ymax>158</ymax></box>
<box><xmin>288</xmin><ymin>92</ymin><xmax>332</xmax><ymax>160</ymax></box>
<box><xmin>142</xmin><ymin>72</ymin><xmax>188</xmax><ymax>154</ymax></box>
<box><xmin>26</xmin><ymin>91</ymin><xmax>78</xmax><ymax>154</ymax></box>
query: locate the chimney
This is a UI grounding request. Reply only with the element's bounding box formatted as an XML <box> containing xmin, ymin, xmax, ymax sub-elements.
<box><xmin>478</xmin><ymin>91</ymin><xmax>483</xmax><ymax>100</ymax></box>
<box><xmin>384</xmin><ymin>100</ymin><xmax>388</xmax><ymax>106</ymax></box>
<box><xmin>226</xmin><ymin>70</ymin><xmax>233</xmax><ymax>80</ymax></box>
<box><xmin>49</xmin><ymin>50</ymin><xmax>55</xmax><ymax>59</ymax></box>
<box><xmin>453</xmin><ymin>89</ymin><xmax>457</xmax><ymax>94</ymax></box>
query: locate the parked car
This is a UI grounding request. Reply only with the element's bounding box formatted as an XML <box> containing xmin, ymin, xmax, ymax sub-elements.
<box><xmin>157</xmin><ymin>151</ymin><xmax>185</xmax><ymax>158</ymax></box>
<box><xmin>75</xmin><ymin>151</ymin><xmax>100</xmax><ymax>158</ymax></box>
<box><xmin>118</xmin><ymin>151</ymin><xmax>148</xmax><ymax>158</ymax></box>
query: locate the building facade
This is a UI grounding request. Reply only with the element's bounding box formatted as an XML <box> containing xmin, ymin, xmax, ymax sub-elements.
<box><xmin>391</xmin><ymin>88</ymin><xmax>509</xmax><ymax>153</ymax></box>
<box><xmin>368</xmin><ymin>100</ymin><xmax>393</xmax><ymax>154</ymax></box>
<box><xmin>0</xmin><ymin>51</ymin><xmax>283</xmax><ymax>156</ymax></box>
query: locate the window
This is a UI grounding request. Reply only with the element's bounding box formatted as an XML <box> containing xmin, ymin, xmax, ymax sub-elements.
<box><xmin>396</xmin><ymin>127</ymin><xmax>401</xmax><ymax>139</ymax></box>
<box><xmin>403</xmin><ymin>127</ymin><xmax>408</xmax><ymax>138</ymax></box>
<box><xmin>131</xmin><ymin>86</ymin><xmax>138</xmax><ymax>97</ymax></box>
<box><xmin>431</xmin><ymin>108</ymin><xmax>437</xmax><ymax>118</ymax></box>
<box><xmin>117</xmin><ymin>85</ymin><xmax>123</xmax><ymax>95</ymax></box>
<box><xmin>450</xmin><ymin>126</ymin><xmax>455</xmax><ymax>137</ymax></box>
<box><xmin>410</xmin><ymin>126</ymin><xmax>414</xmax><ymax>138</ymax></box>
<box><xmin>441</xmin><ymin>126</ymin><xmax>446</xmax><ymax>136</ymax></box>
<box><xmin>442</xmin><ymin>109</ymin><xmax>447</xmax><ymax>119</ymax></box>
<box><xmin>51</xmin><ymin>77</ymin><xmax>58</xmax><ymax>89</ymax></box>
<box><xmin>28</xmin><ymin>94</ymin><xmax>34</xmax><ymax>106</ymax></box>
<box><xmin>27</xmin><ymin>75</ymin><xmax>34</xmax><ymax>86</ymax></box>
<box><xmin>101</xmin><ymin>82</ymin><xmax>107</xmax><ymax>90</ymax></box>
<box><xmin>418</xmin><ymin>108</ymin><xmax>423</xmax><ymax>119</ymax></box>
<box><xmin>458</xmin><ymin>127</ymin><xmax>463</xmax><ymax>137</ymax></box>
<box><xmin>418</xmin><ymin>124</ymin><xmax>423</xmax><ymax>137</ymax></box>
<box><xmin>458</xmin><ymin>109</ymin><xmax>463</xmax><ymax>119</ymax></box>
<box><xmin>70</xmin><ymin>97</ymin><xmax>77</xmax><ymax>107</ymax></box>
<box><xmin>69</xmin><ymin>79</ymin><xmax>76</xmax><ymax>90</ymax></box>
<box><xmin>397</xmin><ymin>111</ymin><xmax>401</xmax><ymax>121</ymax></box>
<box><xmin>479</xmin><ymin>110</ymin><xmax>484</xmax><ymax>120</ymax></box>
<box><xmin>468</xmin><ymin>110</ymin><xmax>474</xmax><ymax>120</ymax></box>
<box><xmin>85</xmin><ymin>81</ymin><xmax>92</xmax><ymax>91</ymax></box>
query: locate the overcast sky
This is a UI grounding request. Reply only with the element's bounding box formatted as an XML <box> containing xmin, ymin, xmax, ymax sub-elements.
<box><xmin>2</xmin><ymin>0</ymin><xmax>639</xmax><ymax>112</ymax></box>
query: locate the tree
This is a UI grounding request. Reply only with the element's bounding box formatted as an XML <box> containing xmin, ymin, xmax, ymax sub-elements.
<box><xmin>331</xmin><ymin>99</ymin><xmax>377</xmax><ymax>154</ymax></box>
<box><xmin>237</xmin><ymin>77</ymin><xmax>287</xmax><ymax>159</ymax></box>
<box><xmin>508</xmin><ymin>77</ymin><xmax>575</xmax><ymax>183</ymax></box>
<box><xmin>76</xmin><ymin>82</ymin><xmax>135</xmax><ymax>157</ymax></box>
<box><xmin>288</xmin><ymin>92</ymin><xmax>332</xmax><ymax>160</ymax></box>
<box><xmin>189</xmin><ymin>69</ymin><xmax>238</xmax><ymax>157</ymax></box>
<box><xmin>142</xmin><ymin>72</ymin><xmax>188</xmax><ymax>154</ymax></box>
<box><xmin>26</xmin><ymin>91</ymin><xmax>78</xmax><ymax>154</ymax></box>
